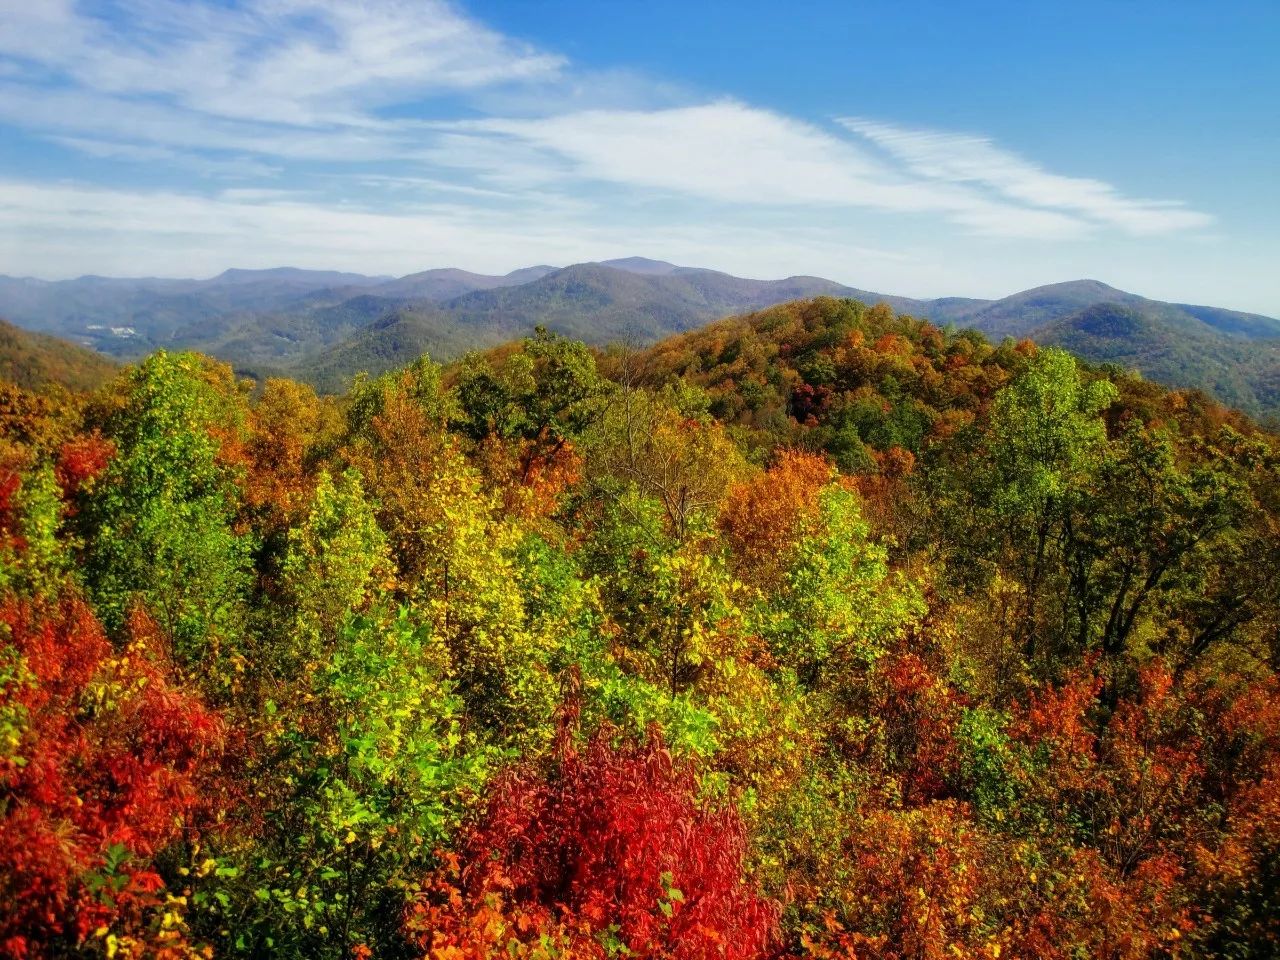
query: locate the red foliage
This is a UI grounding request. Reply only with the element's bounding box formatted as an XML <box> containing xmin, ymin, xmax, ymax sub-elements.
<box><xmin>869</xmin><ymin>652</ymin><xmax>963</xmax><ymax>805</ymax></box>
<box><xmin>0</xmin><ymin>469</ymin><xmax>22</xmax><ymax>556</ymax></box>
<box><xmin>0</xmin><ymin>471</ymin><xmax>18</xmax><ymax>519</ymax></box>
<box><xmin>54</xmin><ymin>433</ymin><xmax>116</xmax><ymax>499</ymax></box>
<box><xmin>406</xmin><ymin>732</ymin><xmax>779</xmax><ymax>960</ymax></box>
<box><xmin>791</xmin><ymin>383</ymin><xmax>831</xmax><ymax>423</ymax></box>
<box><xmin>0</xmin><ymin>597</ymin><xmax>223</xmax><ymax>957</ymax></box>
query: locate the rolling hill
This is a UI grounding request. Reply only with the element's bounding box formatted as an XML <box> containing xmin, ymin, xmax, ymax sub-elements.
<box><xmin>293</xmin><ymin>262</ymin><xmax>907</xmax><ymax>390</ymax></box>
<box><xmin>1030</xmin><ymin>302</ymin><xmax>1280</xmax><ymax>416</ymax></box>
<box><xmin>0</xmin><ymin>268</ymin><xmax>391</xmax><ymax>357</ymax></box>
<box><xmin>3</xmin><ymin>260</ymin><xmax>1278</xmax><ymax>415</ymax></box>
<box><xmin>295</xmin><ymin>268</ymin><xmax>1280</xmax><ymax>413</ymax></box>
<box><xmin>0</xmin><ymin>318</ymin><xmax>117</xmax><ymax>392</ymax></box>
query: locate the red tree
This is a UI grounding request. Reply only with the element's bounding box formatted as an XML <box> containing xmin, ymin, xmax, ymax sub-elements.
<box><xmin>0</xmin><ymin>598</ymin><xmax>222</xmax><ymax>958</ymax></box>
<box><xmin>406</xmin><ymin>732</ymin><xmax>779</xmax><ymax>960</ymax></box>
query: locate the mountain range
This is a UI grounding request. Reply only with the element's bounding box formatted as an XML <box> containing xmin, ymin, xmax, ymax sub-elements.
<box><xmin>2</xmin><ymin>258</ymin><xmax>1279</xmax><ymax>416</ymax></box>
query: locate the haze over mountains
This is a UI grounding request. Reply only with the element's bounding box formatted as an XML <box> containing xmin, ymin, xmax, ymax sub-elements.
<box><xmin>3</xmin><ymin>257</ymin><xmax>1279</xmax><ymax>416</ymax></box>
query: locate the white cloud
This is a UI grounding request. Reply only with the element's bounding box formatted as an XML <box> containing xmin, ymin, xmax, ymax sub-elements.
<box><xmin>841</xmin><ymin>118</ymin><xmax>1212</xmax><ymax>235</ymax></box>
<box><xmin>0</xmin><ymin>2</ymin><xmax>1210</xmax><ymax>244</ymax></box>
<box><xmin>0</xmin><ymin>0</ymin><xmax>564</xmax><ymax>127</ymax></box>
<box><xmin>0</xmin><ymin>82</ymin><xmax>410</xmax><ymax>160</ymax></box>
<box><xmin>0</xmin><ymin>0</ymin><xmax>1227</xmax><ymax>297</ymax></box>
<box><xmin>49</xmin><ymin>136</ymin><xmax>283</xmax><ymax>179</ymax></box>
<box><xmin>0</xmin><ymin>177</ymin><xmax>916</xmax><ymax>284</ymax></box>
<box><xmin>458</xmin><ymin>102</ymin><xmax>1098</xmax><ymax>239</ymax></box>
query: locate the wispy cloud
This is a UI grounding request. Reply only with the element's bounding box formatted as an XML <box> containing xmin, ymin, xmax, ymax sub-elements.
<box><xmin>49</xmin><ymin>136</ymin><xmax>283</xmax><ymax>180</ymax></box>
<box><xmin>0</xmin><ymin>176</ymin><xmax>912</xmax><ymax>283</ymax></box>
<box><xmin>841</xmin><ymin>118</ymin><xmax>1212</xmax><ymax>235</ymax></box>
<box><xmin>458</xmin><ymin>102</ymin><xmax>1116</xmax><ymax>239</ymax></box>
<box><xmin>0</xmin><ymin>0</ymin><xmax>1217</xmax><ymax>285</ymax></box>
<box><xmin>0</xmin><ymin>0</ymin><xmax>564</xmax><ymax>127</ymax></box>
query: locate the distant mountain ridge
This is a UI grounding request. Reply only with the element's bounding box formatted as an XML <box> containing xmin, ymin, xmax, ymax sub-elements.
<box><xmin>2</xmin><ymin>260</ymin><xmax>1278</xmax><ymax>415</ymax></box>
<box><xmin>1028</xmin><ymin>302</ymin><xmax>1280</xmax><ymax>416</ymax></box>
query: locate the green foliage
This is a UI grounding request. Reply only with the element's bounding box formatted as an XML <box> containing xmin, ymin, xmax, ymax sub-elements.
<box><xmin>1072</xmin><ymin>423</ymin><xmax>1253</xmax><ymax>656</ymax></box>
<box><xmin>199</xmin><ymin>610</ymin><xmax>488</xmax><ymax>958</ymax></box>
<box><xmin>0</xmin><ymin>466</ymin><xmax>65</xmax><ymax>595</ymax></box>
<box><xmin>454</xmin><ymin>327</ymin><xmax>604</xmax><ymax>444</ymax></box>
<box><xmin>79</xmin><ymin>351</ymin><xmax>253</xmax><ymax>671</ymax></box>
<box><xmin>985</xmin><ymin>347</ymin><xmax>1116</xmax><ymax>518</ymax></box>
<box><xmin>954</xmin><ymin>707</ymin><xmax>1021</xmax><ymax>822</ymax></box>
<box><xmin>515</xmin><ymin>529</ymin><xmax>724</xmax><ymax>757</ymax></box>
<box><xmin>0</xmin><ymin>643</ymin><xmax>30</xmax><ymax>766</ymax></box>
<box><xmin>761</xmin><ymin>484</ymin><xmax>924</xmax><ymax>684</ymax></box>
<box><xmin>280</xmin><ymin>469</ymin><xmax>390</xmax><ymax>655</ymax></box>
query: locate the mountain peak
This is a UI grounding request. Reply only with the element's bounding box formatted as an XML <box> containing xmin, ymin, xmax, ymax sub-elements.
<box><xmin>1018</xmin><ymin>279</ymin><xmax>1129</xmax><ymax>298</ymax></box>
<box><xmin>599</xmin><ymin>257</ymin><xmax>682</xmax><ymax>276</ymax></box>
<box><xmin>210</xmin><ymin>267</ymin><xmax>387</xmax><ymax>287</ymax></box>
<box><xmin>502</xmin><ymin>265</ymin><xmax>559</xmax><ymax>283</ymax></box>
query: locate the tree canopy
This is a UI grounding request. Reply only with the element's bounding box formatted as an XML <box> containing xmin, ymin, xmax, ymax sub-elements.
<box><xmin>2</xmin><ymin>304</ymin><xmax>1279</xmax><ymax>959</ymax></box>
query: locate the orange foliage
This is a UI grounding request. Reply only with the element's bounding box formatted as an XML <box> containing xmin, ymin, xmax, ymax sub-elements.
<box><xmin>474</xmin><ymin>433</ymin><xmax>583</xmax><ymax>522</ymax></box>
<box><xmin>720</xmin><ymin>451</ymin><xmax>832</xmax><ymax>588</ymax></box>
<box><xmin>237</xmin><ymin>379</ymin><xmax>335</xmax><ymax>537</ymax></box>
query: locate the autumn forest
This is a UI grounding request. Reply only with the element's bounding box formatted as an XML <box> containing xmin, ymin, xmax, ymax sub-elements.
<box><xmin>2</xmin><ymin>296</ymin><xmax>1279</xmax><ymax>959</ymax></box>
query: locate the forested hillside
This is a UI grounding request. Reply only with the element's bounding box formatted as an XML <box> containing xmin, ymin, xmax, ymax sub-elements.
<box><xmin>7</xmin><ymin>264</ymin><xmax>1279</xmax><ymax>418</ymax></box>
<box><xmin>0</xmin><ymin>319</ymin><xmax>117</xmax><ymax>393</ymax></box>
<box><xmin>2</xmin><ymin>297</ymin><xmax>1279</xmax><ymax>959</ymax></box>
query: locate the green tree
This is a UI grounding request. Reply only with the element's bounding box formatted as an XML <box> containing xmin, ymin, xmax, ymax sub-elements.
<box><xmin>197</xmin><ymin>610</ymin><xmax>488</xmax><ymax>959</ymax></box>
<box><xmin>942</xmin><ymin>347</ymin><xmax>1116</xmax><ymax>661</ymax></box>
<box><xmin>280</xmin><ymin>469</ymin><xmax>391</xmax><ymax>659</ymax></box>
<box><xmin>454</xmin><ymin>327</ymin><xmax>604</xmax><ymax>454</ymax></box>
<box><xmin>79</xmin><ymin>351</ymin><xmax>253</xmax><ymax>673</ymax></box>
<box><xmin>761</xmin><ymin>484</ymin><xmax>924</xmax><ymax>687</ymax></box>
<box><xmin>1066</xmin><ymin>424</ymin><xmax>1251</xmax><ymax>658</ymax></box>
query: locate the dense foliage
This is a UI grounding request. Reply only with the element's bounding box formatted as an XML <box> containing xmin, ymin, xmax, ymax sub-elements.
<box><xmin>2</xmin><ymin>300</ymin><xmax>1279</xmax><ymax>958</ymax></box>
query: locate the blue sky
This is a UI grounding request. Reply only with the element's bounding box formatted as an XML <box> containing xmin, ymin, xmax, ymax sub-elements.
<box><xmin>0</xmin><ymin>0</ymin><xmax>1277</xmax><ymax>313</ymax></box>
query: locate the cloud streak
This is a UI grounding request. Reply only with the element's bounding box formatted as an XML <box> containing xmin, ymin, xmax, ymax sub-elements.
<box><xmin>0</xmin><ymin>0</ymin><xmax>1217</xmax><ymax>287</ymax></box>
<box><xmin>0</xmin><ymin>176</ymin><xmax>912</xmax><ymax>284</ymax></box>
<box><xmin>0</xmin><ymin>0</ymin><xmax>564</xmax><ymax>127</ymax></box>
<box><xmin>459</xmin><ymin>102</ymin><xmax>1101</xmax><ymax>239</ymax></box>
<box><xmin>841</xmin><ymin>118</ymin><xmax>1212</xmax><ymax>235</ymax></box>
